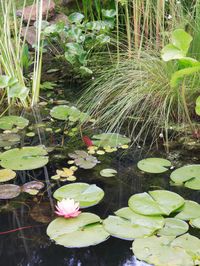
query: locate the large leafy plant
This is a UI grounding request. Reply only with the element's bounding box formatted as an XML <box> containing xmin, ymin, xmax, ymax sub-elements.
<box><xmin>161</xmin><ymin>29</ymin><xmax>200</xmax><ymax>132</ymax></box>
<box><xmin>44</xmin><ymin>9</ymin><xmax>116</xmax><ymax>74</ymax></box>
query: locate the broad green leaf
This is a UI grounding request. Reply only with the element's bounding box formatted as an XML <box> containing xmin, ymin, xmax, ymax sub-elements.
<box><xmin>92</xmin><ymin>133</ymin><xmax>130</xmax><ymax>147</ymax></box>
<box><xmin>0</xmin><ymin>184</ymin><xmax>21</xmax><ymax>199</ymax></box>
<box><xmin>195</xmin><ymin>96</ymin><xmax>200</xmax><ymax>116</ymax></box>
<box><xmin>103</xmin><ymin>215</ymin><xmax>155</xmax><ymax>240</ymax></box>
<box><xmin>171</xmin><ymin>29</ymin><xmax>192</xmax><ymax>54</ymax></box>
<box><xmin>0</xmin><ymin>146</ymin><xmax>49</xmax><ymax>170</ymax></box>
<box><xmin>158</xmin><ymin>218</ymin><xmax>188</xmax><ymax>236</ymax></box>
<box><xmin>128</xmin><ymin>190</ymin><xmax>184</xmax><ymax>216</ymax></box>
<box><xmin>96</xmin><ymin>34</ymin><xmax>110</xmax><ymax>44</ymax></box>
<box><xmin>102</xmin><ymin>9</ymin><xmax>116</xmax><ymax>18</ymax></box>
<box><xmin>0</xmin><ymin>116</ymin><xmax>29</xmax><ymax>130</ymax></box>
<box><xmin>115</xmin><ymin>207</ymin><xmax>164</xmax><ymax>230</ymax></box>
<box><xmin>8</xmin><ymin>83</ymin><xmax>29</xmax><ymax>101</ymax></box>
<box><xmin>190</xmin><ymin>217</ymin><xmax>200</xmax><ymax>229</ymax></box>
<box><xmin>161</xmin><ymin>44</ymin><xmax>185</xmax><ymax>61</ymax></box>
<box><xmin>47</xmin><ymin>213</ymin><xmax>109</xmax><ymax>248</ymax></box>
<box><xmin>137</xmin><ymin>158</ymin><xmax>171</xmax><ymax>173</ymax></box>
<box><xmin>68</xmin><ymin>12</ymin><xmax>84</xmax><ymax>23</ymax></box>
<box><xmin>53</xmin><ymin>183</ymin><xmax>104</xmax><ymax>208</ymax></box>
<box><xmin>175</xmin><ymin>200</ymin><xmax>200</xmax><ymax>220</ymax></box>
<box><xmin>0</xmin><ymin>169</ymin><xmax>16</xmax><ymax>182</ymax></box>
<box><xmin>132</xmin><ymin>235</ymin><xmax>193</xmax><ymax>266</ymax></box>
<box><xmin>170</xmin><ymin>165</ymin><xmax>200</xmax><ymax>189</ymax></box>
<box><xmin>0</xmin><ymin>75</ymin><xmax>10</xmax><ymax>89</ymax></box>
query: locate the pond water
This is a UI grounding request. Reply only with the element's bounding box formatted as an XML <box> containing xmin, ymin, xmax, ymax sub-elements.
<box><xmin>0</xmin><ymin>108</ymin><xmax>199</xmax><ymax>266</ymax></box>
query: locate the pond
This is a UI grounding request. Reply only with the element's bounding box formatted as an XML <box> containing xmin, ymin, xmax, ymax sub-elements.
<box><xmin>0</xmin><ymin>108</ymin><xmax>199</xmax><ymax>266</ymax></box>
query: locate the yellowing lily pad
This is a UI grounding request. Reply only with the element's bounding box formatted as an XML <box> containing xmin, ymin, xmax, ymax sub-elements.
<box><xmin>137</xmin><ymin>158</ymin><xmax>171</xmax><ymax>173</ymax></box>
<box><xmin>0</xmin><ymin>169</ymin><xmax>16</xmax><ymax>182</ymax></box>
<box><xmin>22</xmin><ymin>181</ymin><xmax>44</xmax><ymax>195</ymax></box>
<box><xmin>53</xmin><ymin>182</ymin><xmax>104</xmax><ymax>208</ymax></box>
<box><xmin>0</xmin><ymin>146</ymin><xmax>49</xmax><ymax>170</ymax></box>
<box><xmin>0</xmin><ymin>133</ymin><xmax>20</xmax><ymax>147</ymax></box>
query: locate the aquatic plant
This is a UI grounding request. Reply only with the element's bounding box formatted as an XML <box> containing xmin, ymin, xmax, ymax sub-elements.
<box><xmin>55</xmin><ymin>198</ymin><xmax>81</xmax><ymax>218</ymax></box>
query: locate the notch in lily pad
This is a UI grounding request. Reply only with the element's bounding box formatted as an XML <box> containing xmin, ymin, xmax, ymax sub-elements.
<box><xmin>137</xmin><ymin>158</ymin><xmax>171</xmax><ymax>173</ymax></box>
<box><xmin>53</xmin><ymin>182</ymin><xmax>104</xmax><ymax>208</ymax></box>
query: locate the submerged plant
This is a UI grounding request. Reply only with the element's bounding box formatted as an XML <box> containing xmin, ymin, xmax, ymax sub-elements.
<box><xmin>55</xmin><ymin>198</ymin><xmax>81</xmax><ymax>218</ymax></box>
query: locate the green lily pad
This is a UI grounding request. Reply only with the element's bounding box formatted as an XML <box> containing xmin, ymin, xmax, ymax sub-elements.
<box><xmin>175</xmin><ymin>200</ymin><xmax>200</xmax><ymax>220</ymax></box>
<box><xmin>0</xmin><ymin>146</ymin><xmax>49</xmax><ymax>170</ymax></box>
<box><xmin>0</xmin><ymin>169</ymin><xmax>16</xmax><ymax>182</ymax></box>
<box><xmin>103</xmin><ymin>215</ymin><xmax>155</xmax><ymax>240</ymax></box>
<box><xmin>0</xmin><ymin>184</ymin><xmax>21</xmax><ymax>199</ymax></box>
<box><xmin>0</xmin><ymin>133</ymin><xmax>20</xmax><ymax>147</ymax></box>
<box><xmin>53</xmin><ymin>182</ymin><xmax>104</xmax><ymax>208</ymax></box>
<box><xmin>50</xmin><ymin>105</ymin><xmax>89</xmax><ymax>123</ymax></box>
<box><xmin>100</xmin><ymin>168</ymin><xmax>117</xmax><ymax>177</ymax></box>
<box><xmin>190</xmin><ymin>217</ymin><xmax>200</xmax><ymax>229</ymax></box>
<box><xmin>170</xmin><ymin>165</ymin><xmax>200</xmax><ymax>189</ymax></box>
<box><xmin>137</xmin><ymin>158</ymin><xmax>171</xmax><ymax>173</ymax></box>
<box><xmin>171</xmin><ymin>233</ymin><xmax>200</xmax><ymax>260</ymax></box>
<box><xmin>47</xmin><ymin>212</ymin><xmax>109</xmax><ymax>248</ymax></box>
<box><xmin>92</xmin><ymin>133</ymin><xmax>130</xmax><ymax>148</ymax></box>
<box><xmin>158</xmin><ymin>218</ymin><xmax>189</xmax><ymax>236</ymax></box>
<box><xmin>128</xmin><ymin>190</ymin><xmax>184</xmax><ymax>216</ymax></box>
<box><xmin>132</xmin><ymin>235</ymin><xmax>193</xmax><ymax>266</ymax></box>
<box><xmin>115</xmin><ymin>207</ymin><xmax>164</xmax><ymax>230</ymax></box>
<box><xmin>0</xmin><ymin>116</ymin><xmax>29</xmax><ymax>130</ymax></box>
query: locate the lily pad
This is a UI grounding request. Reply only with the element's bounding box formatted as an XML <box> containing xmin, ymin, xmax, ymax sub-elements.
<box><xmin>47</xmin><ymin>212</ymin><xmax>109</xmax><ymax>248</ymax></box>
<box><xmin>157</xmin><ymin>218</ymin><xmax>189</xmax><ymax>236</ymax></box>
<box><xmin>0</xmin><ymin>116</ymin><xmax>29</xmax><ymax>130</ymax></box>
<box><xmin>132</xmin><ymin>235</ymin><xmax>193</xmax><ymax>266</ymax></box>
<box><xmin>53</xmin><ymin>182</ymin><xmax>104</xmax><ymax>208</ymax></box>
<box><xmin>0</xmin><ymin>184</ymin><xmax>21</xmax><ymax>199</ymax></box>
<box><xmin>22</xmin><ymin>181</ymin><xmax>44</xmax><ymax>195</ymax></box>
<box><xmin>0</xmin><ymin>169</ymin><xmax>16</xmax><ymax>182</ymax></box>
<box><xmin>50</xmin><ymin>105</ymin><xmax>89</xmax><ymax>123</ymax></box>
<box><xmin>92</xmin><ymin>133</ymin><xmax>130</xmax><ymax>148</ymax></box>
<box><xmin>190</xmin><ymin>217</ymin><xmax>200</xmax><ymax>229</ymax></box>
<box><xmin>115</xmin><ymin>207</ymin><xmax>164</xmax><ymax>230</ymax></box>
<box><xmin>128</xmin><ymin>190</ymin><xmax>184</xmax><ymax>216</ymax></box>
<box><xmin>0</xmin><ymin>146</ymin><xmax>49</xmax><ymax>170</ymax></box>
<box><xmin>100</xmin><ymin>168</ymin><xmax>117</xmax><ymax>177</ymax></box>
<box><xmin>137</xmin><ymin>158</ymin><xmax>171</xmax><ymax>173</ymax></box>
<box><xmin>175</xmin><ymin>200</ymin><xmax>200</xmax><ymax>220</ymax></box>
<box><xmin>170</xmin><ymin>165</ymin><xmax>200</xmax><ymax>189</ymax></box>
<box><xmin>103</xmin><ymin>215</ymin><xmax>156</xmax><ymax>240</ymax></box>
<box><xmin>0</xmin><ymin>133</ymin><xmax>20</xmax><ymax>147</ymax></box>
<box><xmin>68</xmin><ymin>150</ymin><xmax>99</xmax><ymax>169</ymax></box>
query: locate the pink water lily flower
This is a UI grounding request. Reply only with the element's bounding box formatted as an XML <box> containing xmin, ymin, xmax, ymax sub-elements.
<box><xmin>55</xmin><ymin>198</ymin><xmax>81</xmax><ymax>218</ymax></box>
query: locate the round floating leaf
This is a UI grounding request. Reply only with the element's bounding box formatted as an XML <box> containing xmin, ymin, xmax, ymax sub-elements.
<box><xmin>53</xmin><ymin>182</ymin><xmax>104</xmax><ymax>208</ymax></box>
<box><xmin>22</xmin><ymin>181</ymin><xmax>44</xmax><ymax>195</ymax></box>
<box><xmin>103</xmin><ymin>215</ymin><xmax>155</xmax><ymax>240</ymax></box>
<box><xmin>158</xmin><ymin>218</ymin><xmax>189</xmax><ymax>236</ymax></box>
<box><xmin>132</xmin><ymin>235</ymin><xmax>193</xmax><ymax>266</ymax></box>
<box><xmin>0</xmin><ymin>116</ymin><xmax>29</xmax><ymax>130</ymax></box>
<box><xmin>0</xmin><ymin>146</ymin><xmax>49</xmax><ymax>170</ymax></box>
<box><xmin>50</xmin><ymin>105</ymin><xmax>89</xmax><ymax>123</ymax></box>
<box><xmin>171</xmin><ymin>233</ymin><xmax>200</xmax><ymax>259</ymax></box>
<box><xmin>175</xmin><ymin>200</ymin><xmax>200</xmax><ymax>220</ymax></box>
<box><xmin>137</xmin><ymin>158</ymin><xmax>171</xmax><ymax>173</ymax></box>
<box><xmin>190</xmin><ymin>217</ymin><xmax>200</xmax><ymax>229</ymax></box>
<box><xmin>170</xmin><ymin>165</ymin><xmax>200</xmax><ymax>190</ymax></box>
<box><xmin>128</xmin><ymin>190</ymin><xmax>184</xmax><ymax>216</ymax></box>
<box><xmin>115</xmin><ymin>207</ymin><xmax>164</xmax><ymax>230</ymax></box>
<box><xmin>92</xmin><ymin>133</ymin><xmax>130</xmax><ymax>148</ymax></box>
<box><xmin>47</xmin><ymin>212</ymin><xmax>109</xmax><ymax>248</ymax></box>
<box><xmin>100</xmin><ymin>168</ymin><xmax>117</xmax><ymax>177</ymax></box>
<box><xmin>0</xmin><ymin>133</ymin><xmax>20</xmax><ymax>147</ymax></box>
<box><xmin>0</xmin><ymin>169</ymin><xmax>16</xmax><ymax>182</ymax></box>
<box><xmin>0</xmin><ymin>184</ymin><xmax>21</xmax><ymax>199</ymax></box>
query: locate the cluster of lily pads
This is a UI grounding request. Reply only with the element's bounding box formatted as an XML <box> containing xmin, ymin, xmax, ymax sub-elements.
<box><xmin>47</xmin><ymin>182</ymin><xmax>200</xmax><ymax>265</ymax></box>
<box><xmin>138</xmin><ymin>157</ymin><xmax>200</xmax><ymax>190</ymax></box>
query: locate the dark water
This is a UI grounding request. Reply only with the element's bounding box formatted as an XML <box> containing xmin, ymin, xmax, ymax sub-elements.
<box><xmin>0</xmin><ymin>110</ymin><xmax>199</xmax><ymax>266</ymax></box>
